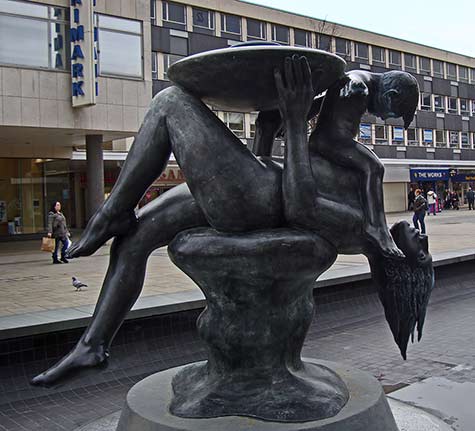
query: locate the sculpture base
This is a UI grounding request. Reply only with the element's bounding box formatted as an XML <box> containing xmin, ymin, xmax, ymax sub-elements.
<box><xmin>116</xmin><ymin>359</ymin><xmax>399</xmax><ymax>431</ymax></box>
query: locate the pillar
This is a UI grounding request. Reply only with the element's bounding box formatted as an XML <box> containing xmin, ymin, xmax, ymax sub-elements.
<box><xmin>86</xmin><ymin>134</ymin><xmax>104</xmax><ymax>220</ymax></box>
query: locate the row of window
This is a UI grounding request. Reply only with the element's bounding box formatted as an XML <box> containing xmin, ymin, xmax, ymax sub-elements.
<box><xmin>155</xmin><ymin>1</ymin><xmax>475</xmax><ymax>83</ymax></box>
<box><xmin>0</xmin><ymin>0</ymin><xmax>143</xmax><ymax>78</ymax></box>
<box><xmin>420</xmin><ymin>94</ymin><xmax>475</xmax><ymax>116</ymax></box>
<box><xmin>359</xmin><ymin>124</ymin><xmax>475</xmax><ymax>149</ymax></box>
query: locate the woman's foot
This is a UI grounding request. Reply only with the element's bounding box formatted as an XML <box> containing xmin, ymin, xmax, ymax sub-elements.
<box><xmin>67</xmin><ymin>209</ymin><xmax>137</xmax><ymax>258</ymax></box>
<box><xmin>30</xmin><ymin>341</ymin><xmax>109</xmax><ymax>387</ymax></box>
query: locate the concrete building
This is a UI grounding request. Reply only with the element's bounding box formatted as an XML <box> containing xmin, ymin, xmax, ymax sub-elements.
<box><xmin>1</xmin><ymin>0</ymin><xmax>475</xmax><ymax>238</ymax></box>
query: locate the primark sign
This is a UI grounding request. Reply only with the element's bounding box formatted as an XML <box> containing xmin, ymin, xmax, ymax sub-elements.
<box><xmin>70</xmin><ymin>0</ymin><xmax>98</xmax><ymax>107</ymax></box>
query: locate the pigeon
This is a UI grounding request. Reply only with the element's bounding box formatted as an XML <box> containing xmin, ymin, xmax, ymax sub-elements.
<box><xmin>72</xmin><ymin>276</ymin><xmax>88</xmax><ymax>291</ymax></box>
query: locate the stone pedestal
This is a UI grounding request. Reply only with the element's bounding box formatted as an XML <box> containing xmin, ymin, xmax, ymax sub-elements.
<box><xmin>116</xmin><ymin>228</ymin><xmax>399</xmax><ymax>430</ymax></box>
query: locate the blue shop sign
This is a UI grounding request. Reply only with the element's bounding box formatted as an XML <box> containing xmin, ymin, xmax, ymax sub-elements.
<box><xmin>452</xmin><ymin>172</ymin><xmax>475</xmax><ymax>182</ymax></box>
<box><xmin>410</xmin><ymin>168</ymin><xmax>449</xmax><ymax>182</ymax></box>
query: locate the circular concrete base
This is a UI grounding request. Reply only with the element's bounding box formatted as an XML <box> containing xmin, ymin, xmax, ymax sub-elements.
<box><xmin>115</xmin><ymin>359</ymin><xmax>399</xmax><ymax>431</ymax></box>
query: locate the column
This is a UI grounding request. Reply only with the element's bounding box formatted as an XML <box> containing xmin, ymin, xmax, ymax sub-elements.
<box><xmin>86</xmin><ymin>134</ymin><xmax>104</xmax><ymax>220</ymax></box>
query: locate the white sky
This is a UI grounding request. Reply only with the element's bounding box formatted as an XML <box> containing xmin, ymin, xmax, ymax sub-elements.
<box><xmin>246</xmin><ymin>0</ymin><xmax>475</xmax><ymax>58</ymax></box>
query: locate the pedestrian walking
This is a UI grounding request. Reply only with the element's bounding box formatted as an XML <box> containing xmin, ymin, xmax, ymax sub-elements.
<box><xmin>412</xmin><ymin>189</ymin><xmax>427</xmax><ymax>234</ymax></box>
<box><xmin>47</xmin><ymin>201</ymin><xmax>71</xmax><ymax>264</ymax></box>
<box><xmin>467</xmin><ymin>187</ymin><xmax>475</xmax><ymax>210</ymax></box>
<box><xmin>426</xmin><ymin>189</ymin><xmax>437</xmax><ymax>216</ymax></box>
<box><xmin>407</xmin><ymin>188</ymin><xmax>415</xmax><ymax>211</ymax></box>
<box><xmin>451</xmin><ymin>191</ymin><xmax>460</xmax><ymax>210</ymax></box>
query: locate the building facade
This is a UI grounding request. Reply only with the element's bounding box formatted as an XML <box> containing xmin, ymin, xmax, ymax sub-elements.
<box><xmin>1</xmin><ymin>0</ymin><xmax>475</xmax><ymax>238</ymax></box>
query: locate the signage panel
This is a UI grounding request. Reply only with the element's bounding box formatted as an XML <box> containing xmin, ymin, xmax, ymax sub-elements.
<box><xmin>410</xmin><ymin>168</ymin><xmax>449</xmax><ymax>182</ymax></box>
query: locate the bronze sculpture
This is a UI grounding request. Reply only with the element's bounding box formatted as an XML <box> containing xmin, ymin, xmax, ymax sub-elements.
<box><xmin>32</xmin><ymin>44</ymin><xmax>433</xmax><ymax>427</ymax></box>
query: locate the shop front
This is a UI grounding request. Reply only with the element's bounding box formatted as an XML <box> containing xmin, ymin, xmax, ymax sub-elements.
<box><xmin>409</xmin><ymin>168</ymin><xmax>450</xmax><ymax>201</ymax></box>
<box><xmin>139</xmin><ymin>165</ymin><xmax>186</xmax><ymax>208</ymax></box>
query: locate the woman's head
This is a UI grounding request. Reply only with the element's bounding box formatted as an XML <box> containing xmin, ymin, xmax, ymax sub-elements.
<box><xmin>415</xmin><ymin>188</ymin><xmax>422</xmax><ymax>196</ymax></box>
<box><xmin>50</xmin><ymin>201</ymin><xmax>61</xmax><ymax>213</ymax></box>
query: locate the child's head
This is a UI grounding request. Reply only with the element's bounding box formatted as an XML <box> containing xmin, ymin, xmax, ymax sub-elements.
<box><xmin>378</xmin><ymin>71</ymin><xmax>419</xmax><ymax>129</ymax></box>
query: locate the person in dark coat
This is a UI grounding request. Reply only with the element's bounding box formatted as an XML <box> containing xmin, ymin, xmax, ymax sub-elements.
<box><xmin>407</xmin><ymin>188</ymin><xmax>415</xmax><ymax>211</ymax></box>
<box><xmin>47</xmin><ymin>201</ymin><xmax>70</xmax><ymax>264</ymax></box>
<box><xmin>413</xmin><ymin>189</ymin><xmax>427</xmax><ymax>234</ymax></box>
<box><xmin>466</xmin><ymin>187</ymin><xmax>475</xmax><ymax>210</ymax></box>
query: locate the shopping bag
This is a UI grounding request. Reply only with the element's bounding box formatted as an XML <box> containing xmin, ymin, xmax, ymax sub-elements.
<box><xmin>41</xmin><ymin>237</ymin><xmax>55</xmax><ymax>252</ymax></box>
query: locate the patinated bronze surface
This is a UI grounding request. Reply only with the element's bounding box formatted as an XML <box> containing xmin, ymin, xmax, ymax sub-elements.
<box><xmin>32</xmin><ymin>43</ymin><xmax>433</xmax><ymax>424</ymax></box>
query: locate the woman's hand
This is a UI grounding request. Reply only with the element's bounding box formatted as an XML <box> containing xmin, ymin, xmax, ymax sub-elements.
<box><xmin>274</xmin><ymin>55</ymin><xmax>314</xmax><ymax>123</ymax></box>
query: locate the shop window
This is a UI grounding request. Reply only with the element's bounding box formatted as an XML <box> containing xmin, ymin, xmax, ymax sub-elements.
<box><xmin>335</xmin><ymin>38</ymin><xmax>350</xmax><ymax>59</ymax></box>
<box><xmin>355</xmin><ymin>42</ymin><xmax>368</xmax><ymax>61</ymax></box>
<box><xmin>433</xmin><ymin>60</ymin><xmax>444</xmax><ymax>78</ymax></box>
<box><xmin>98</xmin><ymin>15</ymin><xmax>143</xmax><ymax>78</ymax></box>
<box><xmin>317</xmin><ymin>34</ymin><xmax>331</xmax><ymax>51</ymax></box>
<box><xmin>170</xmin><ymin>35</ymin><xmax>188</xmax><ymax>56</ymax></box>
<box><xmin>446</xmin><ymin>63</ymin><xmax>457</xmax><ymax>80</ymax></box>
<box><xmin>193</xmin><ymin>8</ymin><xmax>214</xmax><ymax>30</ymax></box>
<box><xmin>448</xmin><ymin>97</ymin><xmax>458</xmax><ymax>114</ymax></box>
<box><xmin>389</xmin><ymin>50</ymin><xmax>401</xmax><ymax>69</ymax></box>
<box><xmin>372</xmin><ymin>46</ymin><xmax>385</xmax><ymax>64</ymax></box>
<box><xmin>461</xmin><ymin>132</ymin><xmax>470</xmax><ymax>149</ymax></box>
<box><xmin>419</xmin><ymin>56</ymin><xmax>430</xmax><ymax>76</ymax></box>
<box><xmin>162</xmin><ymin>1</ymin><xmax>186</xmax><ymax>25</ymax></box>
<box><xmin>0</xmin><ymin>1</ymin><xmax>69</xmax><ymax>70</ymax></box>
<box><xmin>294</xmin><ymin>29</ymin><xmax>311</xmax><ymax>47</ymax></box>
<box><xmin>271</xmin><ymin>24</ymin><xmax>289</xmax><ymax>44</ymax></box>
<box><xmin>223</xmin><ymin>112</ymin><xmax>245</xmax><ymax>138</ymax></box>
<box><xmin>404</xmin><ymin>53</ymin><xmax>416</xmax><ymax>72</ymax></box>
<box><xmin>420</xmin><ymin>93</ymin><xmax>432</xmax><ymax>111</ymax></box>
<box><xmin>375</xmin><ymin>125</ymin><xmax>388</xmax><ymax>144</ymax></box>
<box><xmin>460</xmin><ymin>99</ymin><xmax>469</xmax><ymax>116</ymax></box>
<box><xmin>407</xmin><ymin>128</ymin><xmax>418</xmax><ymax>146</ymax></box>
<box><xmin>435</xmin><ymin>130</ymin><xmax>446</xmax><ymax>147</ymax></box>
<box><xmin>449</xmin><ymin>131</ymin><xmax>459</xmax><ymax>148</ymax></box>
<box><xmin>434</xmin><ymin>95</ymin><xmax>445</xmax><ymax>113</ymax></box>
<box><xmin>459</xmin><ymin>66</ymin><xmax>468</xmax><ymax>82</ymax></box>
<box><xmin>163</xmin><ymin>53</ymin><xmax>185</xmax><ymax>79</ymax></box>
<box><xmin>221</xmin><ymin>13</ymin><xmax>241</xmax><ymax>35</ymax></box>
<box><xmin>247</xmin><ymin>18</ymin><xmax>266</xmax><ymax>40</ymax></box>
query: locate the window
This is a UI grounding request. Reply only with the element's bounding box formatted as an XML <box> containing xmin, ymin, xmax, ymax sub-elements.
<box><xmin>247</xmin><ymin>18</ymin><xmax>265</xmax><ymax>39</ymax></box>
<box><xmin>221</xmin><ymin>13</ymin><xmax>241</xmax><ymax>35</ymax></box>
<box><xmin>434</xmin><ymin>95</ymin><xmax>445</xmax><ymax>113</ymax></box>
<box><xmin>389</xmin><ymin>50</ymin><xmax>401</xmax><ymax>68</ymax></box>
<box><xmin>163</xmin><ymin>53</ymin><xmax>185</xmax><ymax>79</ymax></box>
<box><xmin>471</xmin><ymin>69</ymin><xmax>475</xmax><ymax>83</ymax></box>
<box><xmin>193</xmin><ymin>8</ymin><xmax>214</xmax><ymax>29</ymax></box>
<box><xmin>420</xmin><ymin>93</ymin><xmax>432</xmax><ymax>111</ymax></box>
<box><xmin>223</xmin><ymin>112</ymin><xmax>245</xmax><ymax>138</ymax></box>
<box><xmin>151</xmin><ymin>0</ymin><xmax>156</xmax><ymax>25</ymax></box>
<box><xmin>151</xmin><ymin>52</ymin><xmax>158</xmax><ymax>79</ymax></box>
<box><xmin>392</xmin><ymin>126</ymin><xmax>404</xmax><ymax>144</ymax></box>
<box><xmin>98</xmin><ymin>15</ymin><xmax>142</xmax><ymax>78</ymax></box>
<box><xmin>404</xmin><ymin>53</ymin><xmax>416</xmax><ymax>72</ymax></box>
<box><xmin>434</xmin><ymin>130</ymin><xmax>445</xmax><ymax>147</ymax></box>
<box><xmin>317</xmin><ymin>34</ymin><xmax>331</xmax><ymax>51</ymax></box>
<box><xmin>335</xmin><ymin>38</ymin><xmax>350</xmax><ymax>59</ymax></box>
<box><xmin>249</xmin><ymin>113</ymin><xmax>258</xmax><ymax>138</ymax></box>
<box><xmin>450</xmin><ymin>84</ymin><xmax>458</xmax><ymax>97</ymax></box>
<box><xmin>162</xmin><ymin>1</ymin><xmax>186</xmax><ymax>25</ymax></box>
<box><xmin>461</xmin><ymin>132</ymin><xmax>470</xmax><ymax>149</ymax></box>
<box><xmin>372</xmin><ymin>46</ymin><xmax>385</xmax><ymax>64</ymax></box>
<box><xmin>272</xmin><ymin>24</ymin><xmax>289</xmax><ymax>44</ymax></box>
<box><xmin>432</xmin><ymin>60</ymin><xmax>444</xmax><ymax>78</ymax></box>
<box><xmin>459</xmin><ymin>66</ymin><xmax>468</xmax><ymax>82</ymax></box>
<box><xmin>449</xmin><ymin>131</ymin><xmax>459</xmax><ymax>148</ymax></box>
<box><xmin>0</xmin><ymin>0</ymin><xmax>69</xmax><ymax>70</ymax></box>
<box><xmin>354</xmin><ymin>42</ymin><xmax>368</xmax><ymax>60</ymax></box>
<box><xmin>447</xmin><ymin>63</ymin><xmax>457</xmax><ymax>79</ymax></box>
<box><xmin>448</xmin><ymin>97</ymin><xmax>458</xmax><ymax>114</ymax></box>
<box><xmin>418</xmin><ymin>56</ymin><xmax>430</xmax><ymax>75</ymax></box>
<box><xmin>170</xmin><ymin>36</ymin><xmax>187</xmax><ymax>56</ymax></box>
<box><xmin>423</xmin><ymin>129</ymin><xmax>434</xmax><ymax>146</ymax></box>
<box><xmin>294</xmin><ymin>29</ymin><xmax>311</xmax><ymax>47</ymax></box>
<box><xmin>407</xmin><ymin>128</ymin><xmax>418</xmax><ymax>145</ymax></box>
<box><xmin>460</xmin><ymin>99</ymin><xmax>469</xmax><ymax>115</ymax></box>
<box><xmin>472</xmin><ymin>100</ymin><xmax>475</xmax><ymax>116</ymax></box>
<box><xmin>359</xmin><ymin>124</ymin><xmax>372</xmax><ymax>143</ymax></box>
<box><xmin>375</xmin><ymin>125</ymin><xmax>388</xmax><ymax>144</ymax></box>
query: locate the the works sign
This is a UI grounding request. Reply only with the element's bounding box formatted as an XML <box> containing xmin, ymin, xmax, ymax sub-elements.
<box><xmin>70</xmin><ymin>0</ymin><xmax>98</xmax><ymax>107</ymax></box>
<box><xmin>410</xmin><ymin>168</ymin><xmax>449</xmax><ymax>182</ymax></box>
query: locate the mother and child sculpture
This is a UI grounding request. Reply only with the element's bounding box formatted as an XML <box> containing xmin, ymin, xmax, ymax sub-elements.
<box><xmin>32</xmin><ymin>43</ymin><xmax>434</xmax><ymax>428</ymax></box>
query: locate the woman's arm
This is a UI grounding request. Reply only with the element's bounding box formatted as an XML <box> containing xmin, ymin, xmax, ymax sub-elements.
<box><xmin>275</xmin><ymin>55</ymin><xmax>319</xmax><ymax>228</ymax></box>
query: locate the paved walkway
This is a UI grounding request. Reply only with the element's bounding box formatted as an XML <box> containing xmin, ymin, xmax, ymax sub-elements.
<box><xmin>0</xmin><ymin>208</ymin><xmax>474</xmax><ymax>319</ymax></box>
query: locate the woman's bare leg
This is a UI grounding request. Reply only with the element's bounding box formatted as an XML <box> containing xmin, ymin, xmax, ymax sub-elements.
<box><xmin>31</xmin><ymin>185</ymin><xmax>207</xmax><ymax>386</ymax></box>
<box><xmin>69</xmin><ymin>86</ymin><xmax>282</xmax><ymax>258</ymax></box>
